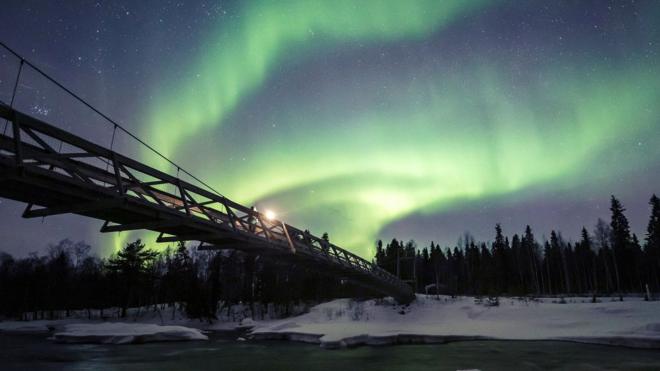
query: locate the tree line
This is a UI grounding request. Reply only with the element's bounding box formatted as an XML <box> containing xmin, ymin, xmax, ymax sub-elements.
<box><xmin>0</xmin><ymin>239</ymin><xmax>363</xmax><ymax>321</ymax></box>
<box><xmin>375</xmin><ymin>195</ymin><xmax>660</xmax><ymax>298</ymax></box>
<box><xmin>1</xmin><ymin>194</ymin><xmax>658</xmax><ymax>321</ymax></box>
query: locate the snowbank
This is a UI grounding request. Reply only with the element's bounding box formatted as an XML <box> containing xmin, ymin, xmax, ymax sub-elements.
<box><xmin>4</xmin><ymin>295</ymin><xmax>659</xmax><ymax>349</ymax></box>
<box><xmin>0</xmin><ymin>320</ymin><xmax>58</xmax><ymax>333</ymax></box>
<box><xmin>250</xmin><ymin>295</ymin><xmax>660</xmax><ymax>349</ymax></box>
<box><xmin>0</xmin><ymin>302</ymin><xmax>310</xmax><ymax>334</ymax></box>
<box><xmin>50</xmin><ymin>323</ymin><xmax>208</xmax><ymax>344</ymax></box>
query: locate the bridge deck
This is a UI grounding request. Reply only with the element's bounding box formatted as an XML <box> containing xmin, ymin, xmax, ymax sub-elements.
<box><xmin>0</xmin><ymin>103</ymin><xmax>414</xmax><ymax>303</ymax></box>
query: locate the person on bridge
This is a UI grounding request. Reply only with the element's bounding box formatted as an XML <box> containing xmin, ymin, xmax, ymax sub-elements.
<box><xmin>248</xmin><ymin>206</ymin><xmax>257</xmax><ymax>233</ymax></box>
<box><xmin>321</xmin><ymin>232</ymin><xmax>330</xmax><ymax>254</ymax></box>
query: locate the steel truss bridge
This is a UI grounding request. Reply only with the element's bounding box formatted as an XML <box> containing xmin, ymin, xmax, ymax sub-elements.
<box><xmin>0</xmin><ymin>43</ymin><xmax>414</xmax><ymax>304</ymax></box>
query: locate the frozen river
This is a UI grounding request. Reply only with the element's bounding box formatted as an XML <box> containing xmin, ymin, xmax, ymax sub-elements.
<box><xmin>2</xmin><ymin>331</ymin><xmax>660</xmax><ymax>370</ymax></box>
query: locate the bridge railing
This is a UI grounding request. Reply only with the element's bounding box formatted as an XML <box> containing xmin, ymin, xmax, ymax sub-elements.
<box><xmin>0</xmin><ymin>41</ymin><xmax>224</xmax><ymax>204</ymax></box>
<box><xmin>0</xmin><ymin>41</ymin><xmax>412</xmax><ymax>300</ymax></box>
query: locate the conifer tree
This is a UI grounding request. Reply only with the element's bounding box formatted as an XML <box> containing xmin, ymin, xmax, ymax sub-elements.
<box><xmin>609</xmin><ymin>196</ymin><xmax>631</xmax><ymax>295</ymax></box>
<box><xmin>492</xmin><ymin>224</ymin><xmax>508</xmax><ymax>293</ymax></box>
<box><xmin>645</xmin><ymin>195</ymin><xmax>660</xmax><ymax>290</ymax></box>
<box><xmin>107</xmin><ymin>239</ymin><xmax>158</xmax><ymax>317</ymax></box>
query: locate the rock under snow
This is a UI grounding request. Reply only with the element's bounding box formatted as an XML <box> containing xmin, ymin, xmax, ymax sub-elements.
<box><xmin>237</xmin><ymin>318</ymin><xmax>256</xmax><ymax>329</ymax></box>
<box><xmin>51</xmin><ymin>322</ymin><xmax>208</xmax><ymax>344</ymax></box>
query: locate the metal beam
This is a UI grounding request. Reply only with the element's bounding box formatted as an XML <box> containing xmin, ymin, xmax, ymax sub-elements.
<box><xmin>197</xmin><ymin>244</ymin><xmax>240</xmax><ymax>251</ymax></box>
<box><xmin>100</xmin><ymin>219</ymin><xmax>183</xmax><ymax>233</ymax></box>
<box><xmin>156</xmin><ymin>233</ymin><xmax>218</xmax><ymax>243</ymax></box>
<box><xmin>22</xmin><ymin>199</ymin><xmax>123</xmax><ymax>218</ymax></box>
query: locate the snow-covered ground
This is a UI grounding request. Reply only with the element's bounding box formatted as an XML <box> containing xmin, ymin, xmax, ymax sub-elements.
<box><xmin>50</xmin><ymin>322</ymin><xmax>208</xmax><ymax>344</ymax></box>
<box><xmin>2</xmin><ymin>295</ymin><xmax>659</xmax><ymax>348</ymax></box>
<box><xmin>0</xmin><ymin>302</ymin><xmax>306</xmax><ymax>344</ymax></box>
<box><xmin>250</xmin><ymin>295</ymin><xmax>660</xmax><ymax>349</ymax></box>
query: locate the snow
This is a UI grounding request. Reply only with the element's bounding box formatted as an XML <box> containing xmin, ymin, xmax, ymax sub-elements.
<box><xmin>2</xmin><ymin>295</ymin><xmax>659</xmax><ymax>348</ymax></box>
<box><xmin>0</xmin><ymin>320</ymin><xmax>58</xmax><ymax>333</ymax></box>
<box><xmin>0</xmin><ymin>301</ymin><xmax>304</xmax><ymax>334</ymax></box>
<box><xmin>250</xmin><ymin>295</ymin><xmax>660</xmax><ymax>349</ymax></box>
<box><xmin>50</xmin><ymin>323</ymin><xmax>208</xmax><ymax>344</ymax></box>
<box><xmin>237</xmin><ymin>317</ymin><xmax>256</xmax><ymax>329</ymax></box>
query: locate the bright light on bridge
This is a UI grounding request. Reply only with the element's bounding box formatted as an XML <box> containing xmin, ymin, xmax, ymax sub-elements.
<box><xmin>264</xmin><ymin>209</ymin><xmax>276</xmax><ymax>220</ymax></box>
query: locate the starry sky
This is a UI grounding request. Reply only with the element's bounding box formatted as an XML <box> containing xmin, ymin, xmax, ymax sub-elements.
<box><xmin>0</xmin><ymin>0</ymin><xmax>659</xmax><ymax>258</ymax></box>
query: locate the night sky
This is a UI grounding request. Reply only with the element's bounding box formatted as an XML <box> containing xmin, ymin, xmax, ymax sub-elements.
<box><xmin>0</xmin><ymin>1</ymin><xmax>659</xmax><ymax>258</ymax></box>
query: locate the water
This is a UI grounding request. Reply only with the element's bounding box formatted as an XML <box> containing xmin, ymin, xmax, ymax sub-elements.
<box><xmin>1</xmin><ymin>332</ymin><xmax>660</xmax><ymax>371</ymax></box>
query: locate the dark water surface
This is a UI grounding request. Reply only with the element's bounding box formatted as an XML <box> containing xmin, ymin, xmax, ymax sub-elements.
<box><xmin>1</xmin><ymin>332</ymin><xmax>660</xmax><ymax>371</ymax></box>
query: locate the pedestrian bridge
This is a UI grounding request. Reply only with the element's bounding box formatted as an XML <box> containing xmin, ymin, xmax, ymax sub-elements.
<box><xmin>0</xmin><ymin>42</ymin><xmax>414</xmax><ymax>304</ymax></box>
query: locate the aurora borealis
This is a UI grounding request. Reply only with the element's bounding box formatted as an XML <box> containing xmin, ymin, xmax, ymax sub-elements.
<box><xmin>1</xmin><ymin>1</ymin><xmax>659</xmax><ymax>258</ymax></box>
<box><xmin>142</xmin><ymin>0</ymin><xmax>488</xmax><ymax>160</ymax></box>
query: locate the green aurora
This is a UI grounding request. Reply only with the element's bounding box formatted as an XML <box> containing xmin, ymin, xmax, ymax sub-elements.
<box><xmin>131</xmin><ymin>0</ymin><xmax>660</xmax><ymax>257</ymax></box>
<box><xmin>142</xmin><ymin>0</ymin><xmax>489</xmax><ymax>161</ymax></box>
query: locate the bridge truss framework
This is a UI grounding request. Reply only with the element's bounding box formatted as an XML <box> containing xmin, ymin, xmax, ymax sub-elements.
<box><xmin>0</xmin><ymin>102</ymin><xmax>415</xmax><ymax>303</ymax></box>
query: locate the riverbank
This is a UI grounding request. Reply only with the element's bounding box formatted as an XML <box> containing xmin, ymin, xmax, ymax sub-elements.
<box><xmin>2</xmin><ymin>295</ymin><xmax>659</xmax><ymax>349</ymax></box>
<box><xmin>249</xmin><ymin>295</ymin><xmax>660</xmax><ymax>349</ymax></box>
